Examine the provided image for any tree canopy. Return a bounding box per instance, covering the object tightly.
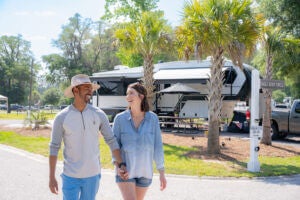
[177,0,262,154]
[103,0,159,22]
[0,35,38,110]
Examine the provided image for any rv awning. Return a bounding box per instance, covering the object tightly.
[0,94,7,101]
[154,68,210,84]
[158,83,200,94]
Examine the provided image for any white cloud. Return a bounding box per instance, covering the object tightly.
[14,10,56,17]
[14,11,30,16]
[33,11,56,17]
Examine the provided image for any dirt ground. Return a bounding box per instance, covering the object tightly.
[1,125,299,162]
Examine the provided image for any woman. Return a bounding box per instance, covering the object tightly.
[112,82,167,200]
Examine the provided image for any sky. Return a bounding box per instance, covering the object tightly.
[0,0,185,62]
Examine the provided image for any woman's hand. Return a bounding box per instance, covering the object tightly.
[117,162,129,180]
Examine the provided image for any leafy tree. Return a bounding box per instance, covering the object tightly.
[0,35,36,112]
[272,90,286,103]
[43,14,120,87]
[259,26,294,145]
[257,0,300,99]
[103,0,159,22]
[103,0,177,67]
[177,0,262,154]
[273,37,300,98]
[42,54,69,84]
[114,11,174,110]
[42,88,61,106]
[84,23,121,72]
[52,13,94,78]
[32,90,41,106]
[257,0,300,38]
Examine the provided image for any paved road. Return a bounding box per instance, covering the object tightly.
[0,144,299,200]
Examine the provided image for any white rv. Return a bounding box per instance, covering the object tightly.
[90,58,253,121]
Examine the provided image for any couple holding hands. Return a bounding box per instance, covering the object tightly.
[49,74,166,200]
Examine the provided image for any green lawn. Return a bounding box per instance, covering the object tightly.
[0,111,57,120]
[1,130,299,177]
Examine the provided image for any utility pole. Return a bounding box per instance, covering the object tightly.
[247,69,261,172]
[28,59,34,119]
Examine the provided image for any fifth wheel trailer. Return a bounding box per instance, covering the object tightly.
[90,58,258,121]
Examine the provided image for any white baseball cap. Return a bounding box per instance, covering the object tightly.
[64,74,100,98]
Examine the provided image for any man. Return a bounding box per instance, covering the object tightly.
[49,74,124,200]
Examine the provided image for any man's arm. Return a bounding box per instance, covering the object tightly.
[48,114,64,195]
[111,149,128,180]
[99,111,120,151]
[111,149,122,165]
[49,155,58,194]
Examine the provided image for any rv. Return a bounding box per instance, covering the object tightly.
[90,58,253,121]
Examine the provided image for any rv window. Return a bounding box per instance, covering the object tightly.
[97,81,124,95]
[224,68,237,84]
[164,84,171,89]
[295,103,300,113]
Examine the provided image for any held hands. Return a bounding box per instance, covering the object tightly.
[117,162,129,180]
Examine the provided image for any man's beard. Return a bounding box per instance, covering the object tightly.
[85,95,91,103]
[79,93,91,103]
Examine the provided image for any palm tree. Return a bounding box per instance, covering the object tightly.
[176,0,262,154]
[260,26,287,145]
[114,11,173,110]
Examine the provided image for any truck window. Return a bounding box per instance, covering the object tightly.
[295,102,300,113]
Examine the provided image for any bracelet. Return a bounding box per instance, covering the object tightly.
[118,162,126,168]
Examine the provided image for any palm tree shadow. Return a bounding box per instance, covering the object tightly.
[163,143,247,168]
[271,144,300,155]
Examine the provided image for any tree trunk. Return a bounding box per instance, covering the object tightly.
[261,53,273,145]
[7,78,11,113]
[143,54,155,111]
[207,48,224,154]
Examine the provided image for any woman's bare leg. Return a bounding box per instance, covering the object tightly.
[118,182,137,200]
[136,186,149,200]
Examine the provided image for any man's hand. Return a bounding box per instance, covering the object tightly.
[49,177,58,194]
[117,164,129,180]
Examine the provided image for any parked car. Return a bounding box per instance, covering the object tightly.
[0,104,7,110]
[10,104,24,111]
[24,106,39,111]
[271,99,300,139]
[60,105,68,110]
[44,105,53,110]
[274,103,290,109]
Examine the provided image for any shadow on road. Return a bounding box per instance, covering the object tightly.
[256,174,300,186]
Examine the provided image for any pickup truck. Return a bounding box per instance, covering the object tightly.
[271,99,300,139]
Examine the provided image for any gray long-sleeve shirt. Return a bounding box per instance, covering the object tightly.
[49,104,119,178]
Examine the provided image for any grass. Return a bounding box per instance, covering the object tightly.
[0,111,28,119]
[0,111,57,120]
[1,130,300,177]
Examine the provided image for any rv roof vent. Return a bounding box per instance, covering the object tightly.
[114,65,129,70]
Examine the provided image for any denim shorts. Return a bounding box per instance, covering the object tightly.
[61,173,101,200]
[116,175,152,187]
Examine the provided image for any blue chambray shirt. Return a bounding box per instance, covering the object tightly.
[112,110,165,179]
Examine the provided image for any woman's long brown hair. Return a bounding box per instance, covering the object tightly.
[128,82,150,112]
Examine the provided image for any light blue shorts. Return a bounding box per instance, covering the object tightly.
[61,173,101,200]
[116,175,152,187]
